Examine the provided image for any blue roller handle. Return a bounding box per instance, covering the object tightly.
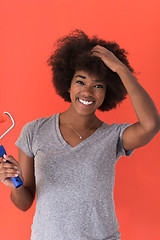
[0,145,23,188]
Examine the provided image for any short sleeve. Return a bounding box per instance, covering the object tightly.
[15,122,35,158]
[116,123,134,159]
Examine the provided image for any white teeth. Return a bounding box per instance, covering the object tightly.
[79,98,94,105]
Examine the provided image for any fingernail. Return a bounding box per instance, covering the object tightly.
[15,174,18,177]
[3,154,7,158]
[3,158,6,162]
[14,166,18,169]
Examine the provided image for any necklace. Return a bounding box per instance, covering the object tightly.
[71,121,96,139]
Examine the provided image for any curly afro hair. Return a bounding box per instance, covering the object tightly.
[47,29,135,111]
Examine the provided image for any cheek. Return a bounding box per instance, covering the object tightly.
[69,85,78,101]
[96,90,106,106]
[98,89,106,100]
[100,95,106,105]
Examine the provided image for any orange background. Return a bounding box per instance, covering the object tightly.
[0,0,160,239]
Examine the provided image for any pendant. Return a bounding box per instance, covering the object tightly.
[80,136,82,139]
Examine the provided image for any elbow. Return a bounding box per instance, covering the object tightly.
[20,205,32,212]
[145,115,160,136]
[12,199,34,212]
[10,191,34,212]
[151,116,160,133]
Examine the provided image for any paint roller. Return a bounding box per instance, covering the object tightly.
[0,112,23,188]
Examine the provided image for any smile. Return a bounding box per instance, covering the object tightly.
[78,98,94,105]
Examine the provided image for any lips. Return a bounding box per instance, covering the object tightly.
[78,98,95,106]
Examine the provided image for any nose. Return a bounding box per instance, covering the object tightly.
[82,85,94,98]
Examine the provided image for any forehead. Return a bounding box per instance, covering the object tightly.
[73,70,104,82]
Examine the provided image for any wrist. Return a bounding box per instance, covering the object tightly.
[115,64,129,75]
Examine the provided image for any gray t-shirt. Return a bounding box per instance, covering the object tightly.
[16,114,133,240]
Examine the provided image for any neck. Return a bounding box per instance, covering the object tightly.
[60,108,100,129]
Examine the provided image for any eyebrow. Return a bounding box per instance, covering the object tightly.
[75,75,86,79]
[75,75,104,83]
[93,79,105,83]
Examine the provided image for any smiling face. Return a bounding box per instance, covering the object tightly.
[69,70,106,116]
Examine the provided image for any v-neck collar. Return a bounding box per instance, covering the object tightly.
[55,113,106,150]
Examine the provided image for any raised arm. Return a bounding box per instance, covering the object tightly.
[92,45,160,151]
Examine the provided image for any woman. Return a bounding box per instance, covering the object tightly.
[0,30,160,240]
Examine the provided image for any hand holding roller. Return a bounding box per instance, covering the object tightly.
[0,112,23,188]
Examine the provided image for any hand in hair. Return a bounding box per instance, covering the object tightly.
[91,45,125,73]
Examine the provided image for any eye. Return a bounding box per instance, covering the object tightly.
[94,84,104,88]
[76,80,85,85]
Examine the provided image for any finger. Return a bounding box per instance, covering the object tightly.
[91,51,101,55]
[3,155,23,179]
[92,45,106,52]
[1,162,17,169]
[1,167,19,175]
[0,163,18,181]
[0,161,6,170]
[1,169,19,179]
[0,157,6,163]
[3,154,18,166]
[91,51,103,59]
[92,45,102,49]
[91,53,99,58]
[0,166,19,179]
[91,48,101,54]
